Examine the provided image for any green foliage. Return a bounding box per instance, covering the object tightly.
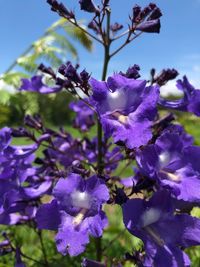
[1,18,92,81]
[0,90,74,127]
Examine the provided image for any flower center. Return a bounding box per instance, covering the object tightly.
[71,191,91,209]
[141,208,161,227]
[158,151,170,167]
[107,89,127,111]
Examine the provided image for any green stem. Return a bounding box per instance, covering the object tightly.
[96,8,111,262]
[37,230,49,267]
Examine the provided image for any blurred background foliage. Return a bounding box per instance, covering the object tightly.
[0,18,92,127]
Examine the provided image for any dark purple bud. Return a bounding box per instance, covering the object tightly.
[88,20,100,34]
[148,7,162,20]
[155,68,179,86]
[140,6,152,19]
[58,62,81,83]
[47,0,59,12]
[71,161,90,176]
[136,19,161,33]
[103,0,110,7]
[150,68,156,78]
[38,64,56,78]
[149,3,157,10]
[82,258,106,267]
[11,127,30,138]
[110,22,123,33]
[47,0,74,19]
[126,64,140,79]
[80,69,90,82]
[79,0,99,13]
[65,63,81,83]
[38,134,51,143]
[24,115,43,130]
[132,5,142,23]
[58,64,66,75]
[119,64,140,79]
[59,3,75,18]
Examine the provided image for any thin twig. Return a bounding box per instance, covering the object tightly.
[110,32,143,58]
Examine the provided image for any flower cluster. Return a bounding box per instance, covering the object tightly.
[1,0,200,266]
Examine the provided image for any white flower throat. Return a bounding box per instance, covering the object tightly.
[107,89,127,111]
[71,191,91,210]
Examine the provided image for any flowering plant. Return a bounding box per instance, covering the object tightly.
[1,1,200,266]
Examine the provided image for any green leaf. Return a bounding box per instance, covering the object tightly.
[62,23,93,51]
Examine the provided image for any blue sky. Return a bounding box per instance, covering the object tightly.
[0,0,200,91]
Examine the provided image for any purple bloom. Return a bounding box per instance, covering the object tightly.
[36,174,109,256]
[122,190,200,267]
[69,100,95,131]
[90,74,159,148]
[136,125,200,202]
[159,76,200,116]
[20,76,62,94]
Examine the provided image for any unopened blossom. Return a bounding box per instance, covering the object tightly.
[90,74,159,148]
[82,258,106,267]
[79,0,99,13]
[36,174,109,256]
[122,190,200,267]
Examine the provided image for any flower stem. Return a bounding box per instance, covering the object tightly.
[37,230,49,267]
[96,7,111,262]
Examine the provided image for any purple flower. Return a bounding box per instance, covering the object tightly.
[90,74,159,148]
[136,125,200,202]
[20,76,62,94]
[36,174,109,256]
[69,100,95,131]
[122,190,200,267]
[79,0,99,13]
[159,76,200,116]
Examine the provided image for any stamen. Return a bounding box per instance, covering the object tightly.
[73,208,87,225]
[160,170,180,182]
[118,115,128,124]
